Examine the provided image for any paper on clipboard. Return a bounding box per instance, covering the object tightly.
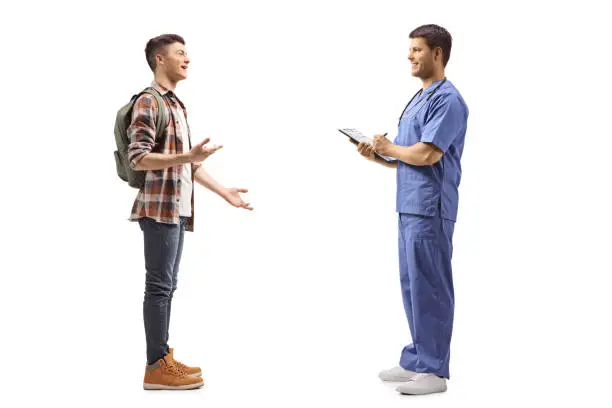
[338,128,397,163]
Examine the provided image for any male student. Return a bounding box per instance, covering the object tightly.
[128,34,253,390]
[351,24,469,395]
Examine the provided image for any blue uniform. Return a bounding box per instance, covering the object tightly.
[394,79,468,379]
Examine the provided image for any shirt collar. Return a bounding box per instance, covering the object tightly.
[150,81,173,97]
[423,78,447,95]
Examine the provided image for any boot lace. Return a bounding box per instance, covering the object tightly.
[166,361,187,377]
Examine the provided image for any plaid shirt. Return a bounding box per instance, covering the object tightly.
[127,81,201,232]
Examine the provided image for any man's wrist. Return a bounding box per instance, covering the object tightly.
[178,152,194,164]
[219,187,231,200]
[383,144,398,158]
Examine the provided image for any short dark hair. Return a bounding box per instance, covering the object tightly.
[409,25,452,67]
[145,34,186,72]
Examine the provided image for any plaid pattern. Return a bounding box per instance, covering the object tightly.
[127,82,201,232]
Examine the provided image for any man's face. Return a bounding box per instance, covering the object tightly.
[408,37,436,78]
[157,42,190,81]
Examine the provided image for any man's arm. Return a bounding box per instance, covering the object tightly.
[373,155,398,168]
[194,167,253,211]
[372,95,466,166]
[372,94,466,166]
[134,152,196,171]
[134,140,222,171]
[127,94,221,171]
[193,166,227,197]
[383,141,443,166]
[351,139,397,168]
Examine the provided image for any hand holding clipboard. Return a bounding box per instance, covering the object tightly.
[338,128,397,163]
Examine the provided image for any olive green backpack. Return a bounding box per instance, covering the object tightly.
[113,88,168,188]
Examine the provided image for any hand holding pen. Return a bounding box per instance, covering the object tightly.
[351,132,388,161]
[372,133,392,156]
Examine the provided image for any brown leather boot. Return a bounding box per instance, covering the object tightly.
[168,348,203,378]
[143,355,204,390]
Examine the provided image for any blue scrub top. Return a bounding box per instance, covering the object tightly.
[394,79,469,221]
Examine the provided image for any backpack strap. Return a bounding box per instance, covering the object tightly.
[140,87,169,142]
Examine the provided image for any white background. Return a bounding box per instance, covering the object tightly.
[2,0,611,406]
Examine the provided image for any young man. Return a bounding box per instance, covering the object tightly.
[128,34,253,390]
[352,25,469,395]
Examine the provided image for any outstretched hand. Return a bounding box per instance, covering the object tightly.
[225,188,253,211]
[190,138,223,162]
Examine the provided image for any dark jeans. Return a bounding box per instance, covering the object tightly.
[139,217,187,365]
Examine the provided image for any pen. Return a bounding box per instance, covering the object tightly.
[371,133,387,142]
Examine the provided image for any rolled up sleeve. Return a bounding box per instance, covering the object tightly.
[127,94,158,169]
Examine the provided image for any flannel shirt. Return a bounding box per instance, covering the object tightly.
[127,81,201,232]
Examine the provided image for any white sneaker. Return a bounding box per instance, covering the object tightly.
[395,373,447,395]
[378,366,419,382]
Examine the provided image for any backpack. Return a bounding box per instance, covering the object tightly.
[113,87,169,188]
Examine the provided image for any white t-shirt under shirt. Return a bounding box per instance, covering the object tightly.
[174,103,193,217]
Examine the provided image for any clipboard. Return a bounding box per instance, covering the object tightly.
[338,128,397,163]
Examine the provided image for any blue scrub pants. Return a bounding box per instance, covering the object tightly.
[398,210,455,379]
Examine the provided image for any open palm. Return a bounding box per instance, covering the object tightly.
[225,188,253,211]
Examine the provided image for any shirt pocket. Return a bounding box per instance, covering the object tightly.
[396,114,422,147]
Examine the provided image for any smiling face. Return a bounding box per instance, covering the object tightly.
[408,37,441,79]
[156,42,190,82]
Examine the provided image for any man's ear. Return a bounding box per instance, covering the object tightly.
[434,47,443,62]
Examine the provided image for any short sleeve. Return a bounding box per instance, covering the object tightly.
[420,94,466,153]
